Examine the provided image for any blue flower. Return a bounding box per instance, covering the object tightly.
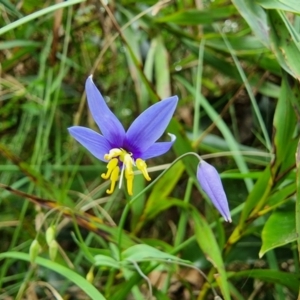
[197,160,231,222]
[68,76,178,195]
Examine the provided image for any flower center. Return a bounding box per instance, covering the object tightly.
[101,148,151,195]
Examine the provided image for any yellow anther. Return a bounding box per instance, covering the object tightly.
[104,148,123,161]
[123,154,133,174]
[136,158,151,181]
[101,149,150,196]
[101,158,118,180]
[106,166,120,194]
[125,171,134,196]
[123,153,134,195]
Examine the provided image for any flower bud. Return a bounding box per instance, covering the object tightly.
[49,240,58,261]
[197,160,231,222]
[29,239,41,263]
[45,226,56,246]
[86,267,94,283]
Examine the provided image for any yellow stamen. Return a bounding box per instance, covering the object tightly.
[106,166,120,194]
[136,158,151,181]
[101,149,151,195]
[123,153,133,174]
[101,158,119,180]
[104,148,123,161]
[125,170,134,196]
[124,153,134,195]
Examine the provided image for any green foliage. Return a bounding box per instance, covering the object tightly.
[1,0,300,299]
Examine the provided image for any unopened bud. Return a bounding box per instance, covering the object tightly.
[45,226,56,246]
[197,160,231,222]
[29,239,41,263]
[49,240,58,261]
[86,267,94,283]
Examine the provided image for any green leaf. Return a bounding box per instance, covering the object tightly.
[0,0,23,17]
[230,269,299,293]
[268,10,300,79]
[0,252,106,300]
[155,6,237,25]
[231,0,270,47]
[266,182,296,207]
[271,72,298,176]
[260,210,296,257]
[94,254,121,269]
[205,36,266,54]
[256,0,300,14]
[192,209,231,300]
[143,197,189,221]
[229,167,272,245]
[122,244,189,264]
[0,40,41,50]
[146,161,184,209]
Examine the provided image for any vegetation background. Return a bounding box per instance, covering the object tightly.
[1,0,300,299]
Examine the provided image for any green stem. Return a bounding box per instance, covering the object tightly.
[117,152,202,260]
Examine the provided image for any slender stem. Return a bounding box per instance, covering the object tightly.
[117,152,202,260]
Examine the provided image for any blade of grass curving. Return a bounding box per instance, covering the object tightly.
[229,269,299,293]
[216,24,271,151]
[0,0,86,36]
[256,0,300,14]
[0,183,120,242]
[193,39,205,141]
[155,6,237,25]
[0,40,42,50]
[175,75,253,192]
[0,252,106,300]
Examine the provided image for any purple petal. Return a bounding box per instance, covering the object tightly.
[197,160,231,222]
[125,96,178,153]
[85,76,125,147]
[68,126,111,162]
[138,134,176,160]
